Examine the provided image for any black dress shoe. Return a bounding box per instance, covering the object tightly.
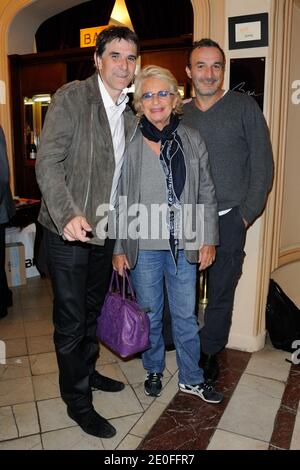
[90,371,125,392]
[67,408,116,438]
[203,354,219,383]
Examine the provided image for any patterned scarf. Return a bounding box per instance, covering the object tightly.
[140,114,186,263]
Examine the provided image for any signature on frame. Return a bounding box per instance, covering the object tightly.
[231,82,263,98]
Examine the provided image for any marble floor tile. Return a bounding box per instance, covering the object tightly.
[93,384,143,419]
[208,429,269,450]
[37,398,73,432]
[20,287,52,309]
[118,358,146,384]
[13,402,40,437]
[239,372,286,399]
[27,334,55,355]
[218,374,284,442]
[4,338,27,359]
[42,426,105,450]
[218,348,251,372]
[23,306,52,323]
[281,367,300,411]
[0,356,31,381]
[0,322,25,340]
[116,434,143,450]
[0,305,23,323]
[269,406,296,450]
[22,276,45,288]
[24,320,54,338]
[101,413,143,450]
[0,406,18,441]
[290,409,300,450]
[139,392,225,451]
[32,372,60,401]
[29,352,58,375]
[0,434,42,450]
[130,400,167,438]
[0,377,34,407]
[245,347,291,382]
[131,382,155,411]
[216,368,244,398]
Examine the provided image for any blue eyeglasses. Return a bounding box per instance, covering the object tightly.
[141,90,174,101]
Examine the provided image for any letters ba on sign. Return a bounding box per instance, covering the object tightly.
[80,25,108,48]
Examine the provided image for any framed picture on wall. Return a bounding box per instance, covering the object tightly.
[228,13,268,50]
[229,57,266,111]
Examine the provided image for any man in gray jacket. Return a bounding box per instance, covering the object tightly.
[183,39,273,383]
[0,126,15,318]
[36,26,139,439]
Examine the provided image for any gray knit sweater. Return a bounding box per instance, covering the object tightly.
[182,91,273,224]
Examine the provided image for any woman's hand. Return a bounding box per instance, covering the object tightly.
[198,245,216,271]
[112,254,130,276]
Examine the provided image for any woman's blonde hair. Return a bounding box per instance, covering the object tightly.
[133,65,183,117]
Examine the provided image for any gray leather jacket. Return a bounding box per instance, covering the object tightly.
[113,122,219,267]
[36,73,137,245]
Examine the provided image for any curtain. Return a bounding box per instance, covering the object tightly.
[36,0,115,52]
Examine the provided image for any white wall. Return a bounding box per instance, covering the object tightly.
[223,0,272,351]
[280,2,300,252]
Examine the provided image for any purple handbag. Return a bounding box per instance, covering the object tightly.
[96,270,151,358]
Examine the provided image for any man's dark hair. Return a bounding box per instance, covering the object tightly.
[95,26,139,57]
[187,38,225,68]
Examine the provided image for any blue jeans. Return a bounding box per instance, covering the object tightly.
[130,250,204,385]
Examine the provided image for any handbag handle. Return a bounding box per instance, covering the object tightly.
[108,270,135,300]
[123,269,136,300]
[109,271,120,293]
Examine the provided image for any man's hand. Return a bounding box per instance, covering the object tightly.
[112,254,130,276]
[198,245,216,271]
[63,216,92,242]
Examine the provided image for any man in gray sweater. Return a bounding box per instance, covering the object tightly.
[182,39,273,382]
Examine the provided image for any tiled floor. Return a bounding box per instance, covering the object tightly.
[0,276,300,450]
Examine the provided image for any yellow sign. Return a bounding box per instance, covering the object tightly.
[80,26,108,48]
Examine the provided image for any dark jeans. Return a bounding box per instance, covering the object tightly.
[201,207,247,355]
[0,224,10,310]
[44,229,114,414]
